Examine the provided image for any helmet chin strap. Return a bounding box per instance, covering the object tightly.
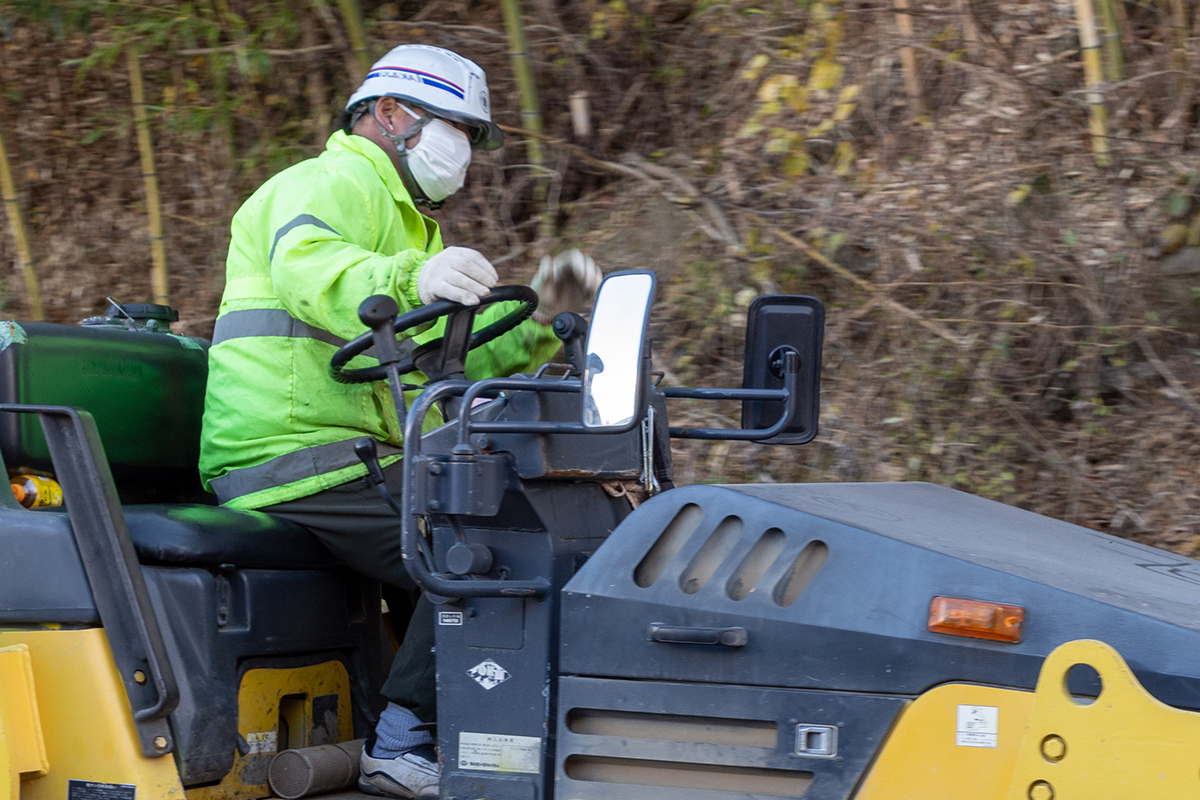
[372,103,445,210]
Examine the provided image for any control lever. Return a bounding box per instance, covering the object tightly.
[358,295,408,420]
[354,437,403,519]
[355,437,437,578]
[552,312,588,376]
[354,438,387,486]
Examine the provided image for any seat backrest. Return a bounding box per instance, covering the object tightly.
[0,320,210,502]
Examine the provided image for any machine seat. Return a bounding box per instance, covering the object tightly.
[124,505,337,570]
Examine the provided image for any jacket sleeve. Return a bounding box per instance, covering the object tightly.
[265,168,429,341]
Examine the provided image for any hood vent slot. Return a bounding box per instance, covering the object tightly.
[680,516,743,595]
[634,503,703,587]
[727,528,786,601]
[774,540,829,607]
[566,708,776,748]
[564,755,812,797]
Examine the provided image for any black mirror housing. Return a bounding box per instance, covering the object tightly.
[741,295,824,444]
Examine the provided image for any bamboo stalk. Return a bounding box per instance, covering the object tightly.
[302,14,330,144]
[500,0,545,169]
[893,0,926,118]
[334,0,370,81]
[1110,0,1135,54]
[311,0,364,87]
[1073,0,1111,167]
[1094,0,1125,81]
[1165,0,1189,103]
[955,0,979,60]
[0,117,43,320]
[127,47,169,305]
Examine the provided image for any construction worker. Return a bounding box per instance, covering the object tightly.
[199,44,600,798]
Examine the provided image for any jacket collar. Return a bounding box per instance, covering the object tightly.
[326,130,416,206]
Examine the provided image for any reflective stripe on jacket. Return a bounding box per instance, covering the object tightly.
[199,131,560,509]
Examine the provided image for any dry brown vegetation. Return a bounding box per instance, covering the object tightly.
[2,0,1200,550]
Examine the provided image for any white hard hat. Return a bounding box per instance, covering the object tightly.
[346,44,503,151]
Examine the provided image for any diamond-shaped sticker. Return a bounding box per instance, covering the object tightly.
[467,659,511,690]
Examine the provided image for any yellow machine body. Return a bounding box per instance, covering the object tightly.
[186,661,353,800]
[0,643,48,800]
[6,624,1200,800]
[855,683,1035,800]
[0,629,352,800]
[858,639,1200,800]
[0,629,185,800]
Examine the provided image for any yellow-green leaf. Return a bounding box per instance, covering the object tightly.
[832,141,855,176]
[765,133,792,154]
[784,151,811,177]
[757,73,798,103]
[737,118,764,138]
[836,84,861,104]
[1006,184,1032,206]
[740,54,769,82]
[808,119,835,138]
[833,88,859,121]
[783,84,810,112]
[808,59,843,91]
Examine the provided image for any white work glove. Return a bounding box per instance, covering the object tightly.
[530,249,602,324]
[417,247,499,305]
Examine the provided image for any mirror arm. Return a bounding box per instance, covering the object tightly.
[668,349,802,441]
[454,378,586,449]
[453,377,645,447]
[663,387,789,401]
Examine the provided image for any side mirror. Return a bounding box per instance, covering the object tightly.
[742,295,823,444]
[582,271,656,429]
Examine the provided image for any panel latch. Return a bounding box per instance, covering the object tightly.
[794,724,838,758]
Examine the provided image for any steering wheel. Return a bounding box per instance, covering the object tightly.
[330,285,538,384]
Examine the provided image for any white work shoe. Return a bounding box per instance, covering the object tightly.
[359,742,440,799]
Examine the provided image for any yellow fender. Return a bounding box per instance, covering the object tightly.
[1006,639,1200,800]
[0,630,184,800]
[857,639,1200,799]
[0,706,12,800]
[0,643,49,800]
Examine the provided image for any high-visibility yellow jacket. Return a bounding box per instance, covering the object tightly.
[199,131,559,509]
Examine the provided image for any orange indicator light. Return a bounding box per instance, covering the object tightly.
[928,596,1025,643]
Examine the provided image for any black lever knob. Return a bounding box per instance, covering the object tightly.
[359,295,402,366]
[354,438,387,485]
[359,295,399,330]
[552,311,587,341]
[552,312,588,375]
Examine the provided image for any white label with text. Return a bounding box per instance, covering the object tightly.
[459,732,541,773]
[956,705,998,748]
[245,731,278,754]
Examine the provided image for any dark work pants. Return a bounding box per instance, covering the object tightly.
[262,460,438,724]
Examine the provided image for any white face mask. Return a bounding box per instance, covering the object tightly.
[398,105,472,203]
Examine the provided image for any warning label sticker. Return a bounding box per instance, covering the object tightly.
[459,732,541,773]
[245,731,278,754]
[438,610,464,626]
[68,781,136,800]
[956,705,999,748]
[467,658,511,690]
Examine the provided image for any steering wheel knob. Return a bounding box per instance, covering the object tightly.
[359,295,399,329]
